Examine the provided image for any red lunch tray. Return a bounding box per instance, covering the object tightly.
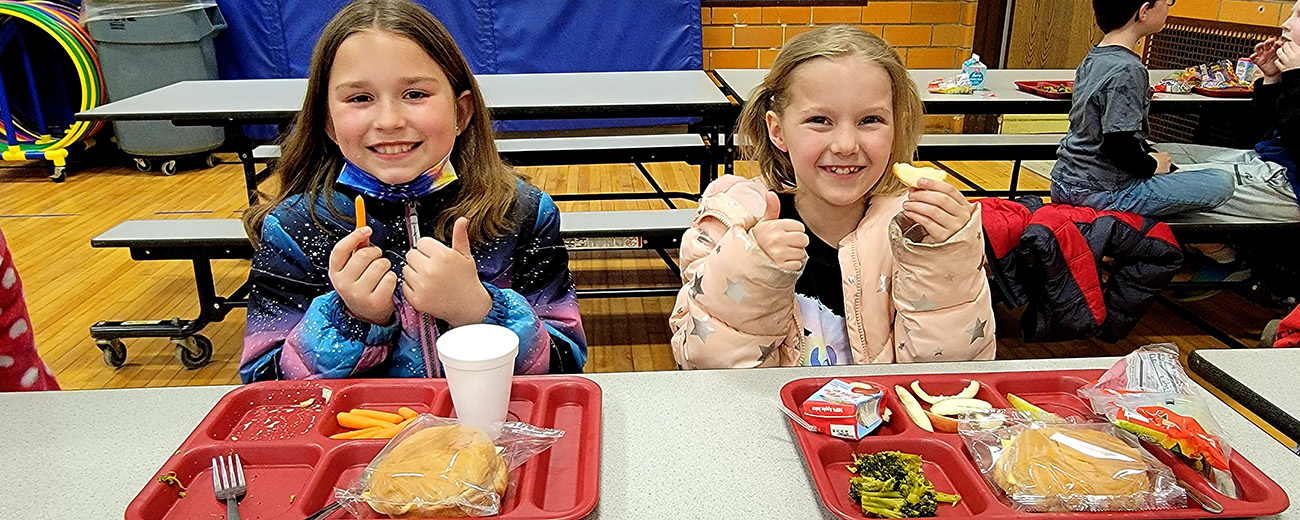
[1015,80,1074,99]
[779,369,1289,520]
[125,376,601,520]
[1192,86,1254,98]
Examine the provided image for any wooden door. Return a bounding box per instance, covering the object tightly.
[1005,0,1103,69]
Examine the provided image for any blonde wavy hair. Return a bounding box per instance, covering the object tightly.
[244,0,521,245]
[735,25,923,197]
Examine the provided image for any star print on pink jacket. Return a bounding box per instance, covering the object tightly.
[668,175,996,369]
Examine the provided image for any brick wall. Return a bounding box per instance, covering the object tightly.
[702,1,981,70]
[1172,0,1294,26]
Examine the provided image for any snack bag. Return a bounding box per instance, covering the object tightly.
[337,415,563,518]
[961,53,987,90]
[1195,59,1241,89]
[1077,343,1234,474]
[1153,68,1198,93]
[928,73,973,94]
[959,410,1187,512]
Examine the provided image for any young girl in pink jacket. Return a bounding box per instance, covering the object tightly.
[670,25,996,369]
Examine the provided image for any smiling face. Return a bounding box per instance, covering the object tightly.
[325,29,472,185]
[764,55,895,214]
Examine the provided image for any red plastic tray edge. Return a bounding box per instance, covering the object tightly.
[780,369,1291,520]
[125,376,602,520]
[1192,86,1254,98]
[1014,80,1074,99]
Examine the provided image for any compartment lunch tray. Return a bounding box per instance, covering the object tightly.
[1015,80,1074,99]
[780,369,1289,520]
[126,377,601,520]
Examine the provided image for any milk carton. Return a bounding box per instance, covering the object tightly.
[800,379,885,440]
[962,53,987,91]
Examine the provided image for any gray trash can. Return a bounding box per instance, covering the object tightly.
[86,5,226,169]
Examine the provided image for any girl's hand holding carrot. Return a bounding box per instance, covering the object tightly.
[403,217,492,327]
[902,177,973,244]
[329,226,398,325]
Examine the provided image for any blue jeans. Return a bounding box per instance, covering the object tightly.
[1050,168,1234,217]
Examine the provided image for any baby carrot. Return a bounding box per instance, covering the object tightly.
[337,412,395,430]
[397,407,419,420]
[354,195,366,230]
[349,408,403,424]
[371,417,416,439]
[329,426,386,439]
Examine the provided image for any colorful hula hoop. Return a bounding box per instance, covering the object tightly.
[0,0,104,153]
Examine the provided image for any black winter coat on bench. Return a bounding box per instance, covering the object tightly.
[978,197,1183,343]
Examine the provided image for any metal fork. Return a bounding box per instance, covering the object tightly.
[212,454,246,520]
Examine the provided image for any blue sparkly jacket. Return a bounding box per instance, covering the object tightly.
[239,180,586,382]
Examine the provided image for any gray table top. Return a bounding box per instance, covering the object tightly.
[715,68,1250,115]
[3,357,1297,520]
[92,210,696,247]
[91,219,251,248]
[1189,348,1300,451]
[76,70,733,123]
[559,208,694,237]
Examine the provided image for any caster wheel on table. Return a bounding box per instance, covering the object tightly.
[205,154,218,168]
[50,167,66,183]
[97,339,127,368]
[160,160,178,176]
[134,158,152,171]
[173,335,213,369]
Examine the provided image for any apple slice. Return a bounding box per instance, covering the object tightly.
[925,411,958,433]
[911,380,980,405]
[1007,393,1066,423]
[928,398,993,417]
[894,385,932,432]
[894,163,948,189]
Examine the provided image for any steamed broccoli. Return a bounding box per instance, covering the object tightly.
[849,450,923,481]
[846,451,961,518]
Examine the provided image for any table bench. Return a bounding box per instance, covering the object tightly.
[88,208,697,367]
[916,133,1062,197]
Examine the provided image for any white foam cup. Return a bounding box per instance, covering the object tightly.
[437,324,519,438]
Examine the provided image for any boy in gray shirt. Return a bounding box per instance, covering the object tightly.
[1051,0,1234,216]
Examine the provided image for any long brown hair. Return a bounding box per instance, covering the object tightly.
[244,0,520,245]
[734,25,923,197]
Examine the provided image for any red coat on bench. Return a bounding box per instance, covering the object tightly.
[978,197,1183,342]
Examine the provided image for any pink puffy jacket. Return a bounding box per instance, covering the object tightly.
[669,175,996,369]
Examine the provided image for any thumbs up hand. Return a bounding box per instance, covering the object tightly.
[403,217,492,327]
[751,191,809,271]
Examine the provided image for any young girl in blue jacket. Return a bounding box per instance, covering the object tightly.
[239,0,586,382]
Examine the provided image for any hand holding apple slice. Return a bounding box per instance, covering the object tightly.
[894,163,949,189]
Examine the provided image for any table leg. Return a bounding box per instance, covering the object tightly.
[228,125,257,206]
[1009,160,1023,198]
